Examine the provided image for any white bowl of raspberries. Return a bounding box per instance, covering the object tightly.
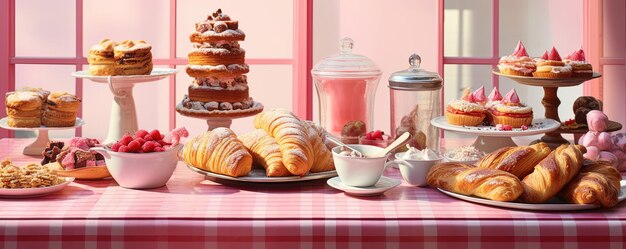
[90,128,188,189]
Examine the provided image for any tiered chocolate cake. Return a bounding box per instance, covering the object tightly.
[177,9,263,117]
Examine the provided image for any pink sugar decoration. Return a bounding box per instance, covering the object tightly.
[488,87,503,101]
[503,89,520,103]
[512,41,529,57]
[541,51,549,60]
[472,86,486,102]
[548,47,562,61]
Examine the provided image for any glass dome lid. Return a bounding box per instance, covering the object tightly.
[388,53,442,90]
[311,37,382,78]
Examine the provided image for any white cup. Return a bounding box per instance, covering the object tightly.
[331,145,390,187]
[386,152,442,187]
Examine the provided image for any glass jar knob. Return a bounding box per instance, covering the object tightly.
[340,37,354,54]
[408,53,421,71]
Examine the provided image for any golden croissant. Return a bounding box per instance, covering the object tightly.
[303,121,334,173]
[559,160,621,207]
[183,128,252,177]
[239,129,291,177]
[476,142,551,179]
[253,109,314,176]
[519,144,585,203]
[426,162,524,202]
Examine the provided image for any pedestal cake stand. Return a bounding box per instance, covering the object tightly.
[176,101,264,131]
[0,117,85,156]
[492,71,621,148]
[431,116,560,153]
[72,68,178,144]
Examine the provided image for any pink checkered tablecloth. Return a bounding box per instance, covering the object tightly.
[0,138,625,249]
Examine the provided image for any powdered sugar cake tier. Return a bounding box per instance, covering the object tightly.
[176,101,263,119]
[186,163,337,183]
[493,70,601,87]
[431,117,559,137]
[72,68,178,84]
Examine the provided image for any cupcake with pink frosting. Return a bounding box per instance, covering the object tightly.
[445,89,486,127]
[498,41,536,77]
[564,48,593,77]
[489,89,533,128]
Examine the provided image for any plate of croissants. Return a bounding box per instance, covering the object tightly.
[427,143,625,210]
[182,109,338,182]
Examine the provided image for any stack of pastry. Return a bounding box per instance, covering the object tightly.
[87,39,153,76]
[5,88,80,128]
[5,91,44,127]
[427,143,622,208]
[176,9,263,117]
[182,109,334,177]
[43,92,81,127]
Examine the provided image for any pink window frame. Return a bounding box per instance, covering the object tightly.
[0,0,313,139]
[436,0,611,112]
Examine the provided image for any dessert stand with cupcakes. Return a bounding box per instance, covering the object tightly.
[175,9,263,131]
[493,45,622,147]
[73,39,177,144]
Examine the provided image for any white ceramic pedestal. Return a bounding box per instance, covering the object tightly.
[430,116,560,153]
[0,117,85,156]
[72,68,178,144]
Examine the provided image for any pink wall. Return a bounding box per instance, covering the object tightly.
[601,0,625,132]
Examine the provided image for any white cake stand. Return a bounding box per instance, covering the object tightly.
[72,68,178,144]
[176,101,264,130]
[431,116,560,152]
[0,117,85,156]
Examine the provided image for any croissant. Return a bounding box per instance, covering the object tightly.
[303,121,334,173]
[253,109,314,176]
[559,160,622,207]
[239,129,291,177]
[304,120,335,150]
[426,162,524,202]
[519,144,585,203]
[476,142,551,179]
[183,128,253,177]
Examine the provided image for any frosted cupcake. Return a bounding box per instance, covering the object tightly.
[533,47,572,78]
[445,93,486,126]
[564,48,593,77]
[489,89,533,128]
[498,41,536,77]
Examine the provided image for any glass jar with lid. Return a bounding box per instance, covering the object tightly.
[389,53,443,152]
[311,37,382,143]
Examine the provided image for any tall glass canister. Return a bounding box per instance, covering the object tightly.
[389,54,443,152]
[311,38,382,143]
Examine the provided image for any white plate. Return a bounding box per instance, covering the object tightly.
[0,117,85,131]
[437,179,626,211]
[72,68,178,84]
[0,177,75,198]
[431,116,560,137]
[186,164,337,183]
[327,176,401,196]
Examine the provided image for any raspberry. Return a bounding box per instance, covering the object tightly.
[119,135,133,146]
[111,143,122,152]
[118,145,130,153]
[141,141,157,153]
[135,129,149,139]
[372,130,383,140]
[150,130,162,141]
[521,125,528,130]
[502,125,513,131]
[127,140,142,152]
[144,134,154,141]
[134,138,146,146]
[157,140,170,146]
[154,147,165,152]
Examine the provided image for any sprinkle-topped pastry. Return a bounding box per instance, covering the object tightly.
[533,47,572,78]
[498,41,536,76]
[177,9,263,118]
[564,48,593,77]
[445,89,486,126]
[488,89,533,128]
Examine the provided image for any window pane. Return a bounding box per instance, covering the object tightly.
[175,65,293,136]
[83,0,170,58]
[499,0,583,57]
[603,0,626,57]
[176,0,293,59]
[602,65,625,133]
[81,65,171,139]
[14,65,76,138]
[444,0,493,57]
[15,0,76,57]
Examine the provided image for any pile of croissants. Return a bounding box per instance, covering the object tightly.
[426,143,623,208]
[182,109,335,177]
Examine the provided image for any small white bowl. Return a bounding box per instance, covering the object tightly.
[389,152,443,187]
[442,154,479,166]
[331,145,391,187]
[90,144,181,189]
